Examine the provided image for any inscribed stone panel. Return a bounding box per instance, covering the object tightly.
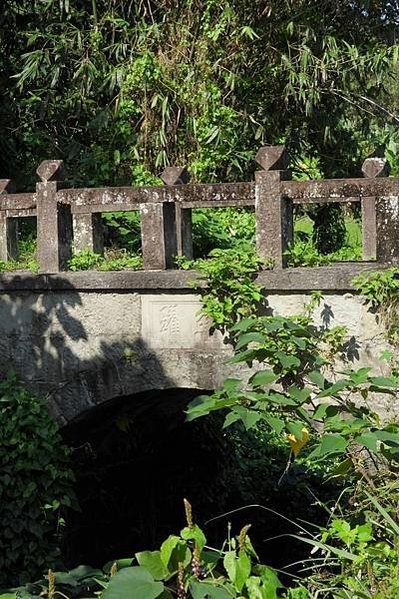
[141,294,221,349]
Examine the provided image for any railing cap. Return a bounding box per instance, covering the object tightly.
[161,166,190,185]
[36,160,65,182]
[255,145,288,171]
[0,179,15,194]
[362,157,390,179]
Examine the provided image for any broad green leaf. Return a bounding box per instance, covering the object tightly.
[233,406,262,430]
[245,576,264,599]
[264,416,285,434]
[318,434,348,455]
[223,550,251,592]
[236,332,266,350]
[228,349,257,365]
[312,402,328,420]
[231,317,257,333]
[331,458,352,477]
[308,370,325,389]
[223,411,241,429]
[349,367,371,385]
[356,523,373,543]
[223,550,236,584]
[257,564,283,591]
[181,524,206,551]
[102,567,164,599]
[291,336,307,350]
[50,572,77,586]
[103,558,133,572]
[288,386,311,403]
[374,430,399,445]
[309,434,348,458]
[186,396,216,421]
[223,378,242,395]
[355,432,379,452]
[369,376,398,388]
[160,535,181,567]
[317,379,349,398]
[190,580,232,599]
[249,370,278,388]
[68,565,103,579]
[202,549,222,567]
[268,392,298,406]
[135,551,168,580]
[275,352,301,369]
[235,551,251,592]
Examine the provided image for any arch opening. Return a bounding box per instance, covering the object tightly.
[61,387,339,574]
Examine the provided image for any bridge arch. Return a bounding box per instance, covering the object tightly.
[61,386,228,566]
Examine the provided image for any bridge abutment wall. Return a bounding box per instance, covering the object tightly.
[0,265,392,425]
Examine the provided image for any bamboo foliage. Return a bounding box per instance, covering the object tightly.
[0,1,398,186]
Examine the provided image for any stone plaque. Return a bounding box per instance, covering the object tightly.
[141,294,221,349]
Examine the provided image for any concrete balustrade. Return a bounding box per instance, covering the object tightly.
[0,147,398,272]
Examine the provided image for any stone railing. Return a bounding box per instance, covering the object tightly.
[0,146,398,273]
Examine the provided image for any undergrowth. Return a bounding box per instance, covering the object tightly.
[68,248,143,272]
[0,237,38,273]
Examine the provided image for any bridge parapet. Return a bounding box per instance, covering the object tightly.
[0,147,398,272]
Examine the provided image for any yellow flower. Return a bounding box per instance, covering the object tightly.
[287,427,310,457]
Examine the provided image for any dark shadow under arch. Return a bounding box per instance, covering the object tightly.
[58,385,343,578]
[61,386,232,567]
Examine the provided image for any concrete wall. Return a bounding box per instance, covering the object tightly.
[0,265,391,425]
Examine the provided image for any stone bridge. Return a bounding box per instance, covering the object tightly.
[0,264,391,426]
[1,145,398,424]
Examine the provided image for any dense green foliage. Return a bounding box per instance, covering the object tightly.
[0,503,310,598]
[188,308,399,478]
[183,256,399,595]
[0,376,75,586]
[1,1,398,188]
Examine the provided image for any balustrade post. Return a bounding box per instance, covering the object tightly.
[140,202,177,270]
[254,146,293,268]
[362,157,399,264]
[161,166,192,259]
[36,160,73,273]
[0,179,18,262]
[72,213,104,255]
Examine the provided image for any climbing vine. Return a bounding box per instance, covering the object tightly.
[353,268,399,347]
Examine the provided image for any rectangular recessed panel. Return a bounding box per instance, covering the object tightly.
[141,294,221,349]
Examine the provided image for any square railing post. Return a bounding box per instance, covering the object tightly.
[72,213,104,254]
[254,146,293,268]
[362,157,399,264]
[0,179,18,262]
[36,160,73,273]
[140,202,177,270]
[161,166,193,259]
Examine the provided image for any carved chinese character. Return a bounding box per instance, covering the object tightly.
[159,304,180,335]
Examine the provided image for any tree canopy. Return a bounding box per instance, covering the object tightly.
[0,0,398,188]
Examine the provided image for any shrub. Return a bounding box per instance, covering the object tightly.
[0,376,75,586]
